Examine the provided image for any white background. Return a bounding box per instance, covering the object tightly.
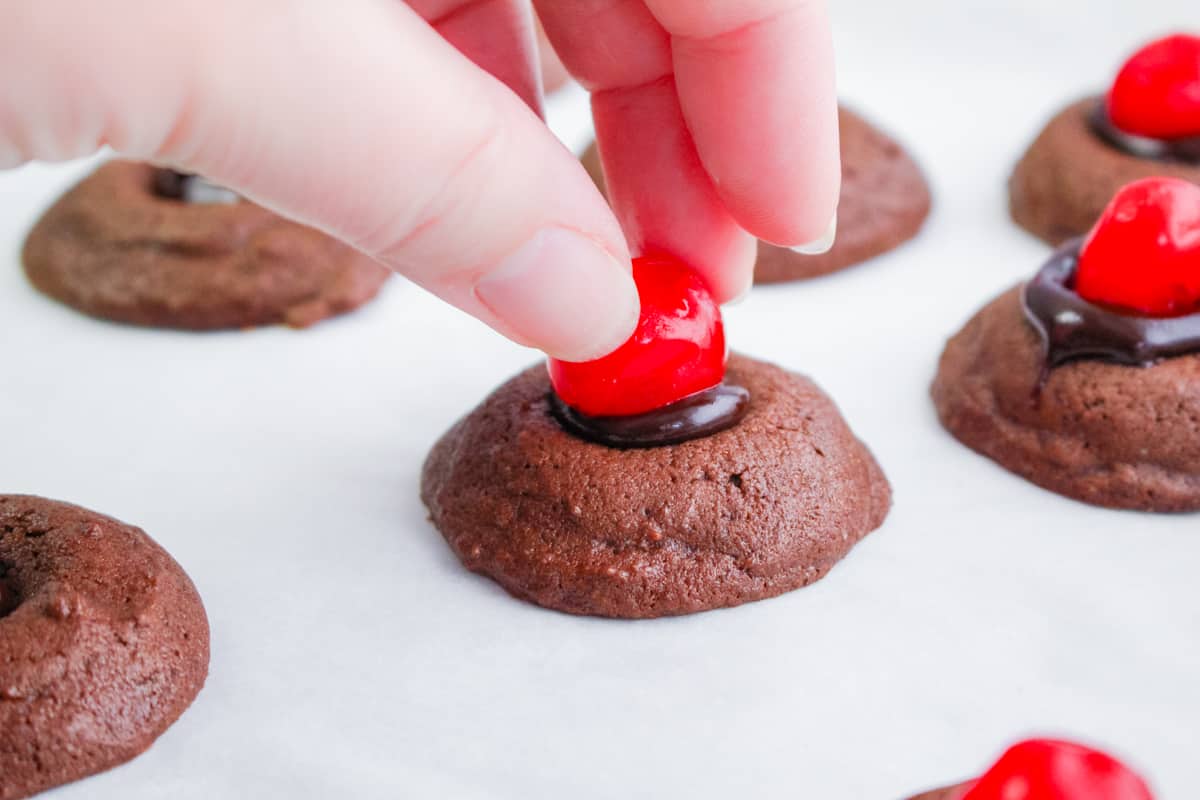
[1,1,1197,797]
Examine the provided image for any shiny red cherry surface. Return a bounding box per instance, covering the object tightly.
[960,739,1153,800]
[1107,34,1200,140]
[1076,177,1200,317]
[548,255,726,417]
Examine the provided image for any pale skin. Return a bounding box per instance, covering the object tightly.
[0,0,839,361]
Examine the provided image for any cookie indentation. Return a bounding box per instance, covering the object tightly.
[0,495,210,797]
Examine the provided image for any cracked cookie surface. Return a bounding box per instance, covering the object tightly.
[421,354,891,618]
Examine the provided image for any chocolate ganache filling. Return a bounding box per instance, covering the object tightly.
[1089,101,1200,164]
[1022,239,1200,368]
[549,383,750,448]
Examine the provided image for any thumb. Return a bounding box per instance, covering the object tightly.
[0,0,638,361]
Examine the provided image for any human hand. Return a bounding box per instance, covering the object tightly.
[1,0,837,361]
[536,0,841,302]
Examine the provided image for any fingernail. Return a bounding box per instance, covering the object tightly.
[789,211,838,255]
[475,228,639,362]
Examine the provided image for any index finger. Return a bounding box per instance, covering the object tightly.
[645,0,840,246]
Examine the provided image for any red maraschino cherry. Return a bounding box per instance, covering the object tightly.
[1107,33,1200,140]
[548,254,725,418]
[1075,177,1200,316]
[960,739,1153,800]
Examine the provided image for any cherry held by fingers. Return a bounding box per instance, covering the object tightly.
[548,255,726,418]
[1108,33,1200,140]
[1075,177,1200,317]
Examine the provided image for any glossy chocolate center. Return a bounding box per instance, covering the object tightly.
[1021,239,1200,368]
[153,169,240,205]
[1089,101,1200,164]
[548,383,750,448]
